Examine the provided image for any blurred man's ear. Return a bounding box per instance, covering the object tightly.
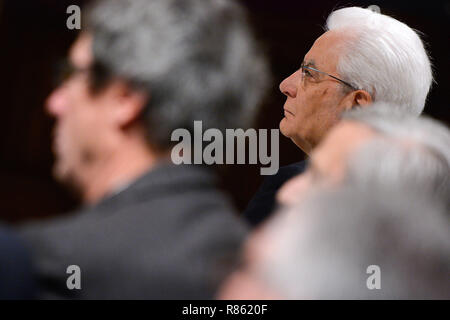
[109,81,149,128]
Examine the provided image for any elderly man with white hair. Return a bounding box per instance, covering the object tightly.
[243,6,434,227]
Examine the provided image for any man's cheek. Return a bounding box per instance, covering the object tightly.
[293,112,308,135]
[71,107,100,143]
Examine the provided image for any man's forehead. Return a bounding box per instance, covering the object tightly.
[302,30,347,71]
[69,33,94,67]
[311,121,376,176]
[319,121,375,154]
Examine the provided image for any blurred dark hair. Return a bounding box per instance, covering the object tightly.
[83,0,270,149]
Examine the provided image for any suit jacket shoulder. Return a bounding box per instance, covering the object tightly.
[243,160,307,227]
[0,226,36,299]
[17,163,246,299]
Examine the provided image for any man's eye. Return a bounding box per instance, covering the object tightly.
[302,68,312,77]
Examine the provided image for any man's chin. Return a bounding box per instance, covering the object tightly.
[279,119,312,154]
[52,163,83,198]
[53,161,68,181]
[279,117,292,138]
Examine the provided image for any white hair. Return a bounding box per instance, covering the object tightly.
[326,7,433,115]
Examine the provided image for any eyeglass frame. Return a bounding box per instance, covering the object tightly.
[53,58,113,91]
[300,64,359,91]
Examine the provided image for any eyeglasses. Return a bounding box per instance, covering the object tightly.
[52,58,114,92]
[52,59,91,87]
[301,64,358,91]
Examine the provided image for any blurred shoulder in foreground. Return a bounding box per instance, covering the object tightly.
[0,226,36,299]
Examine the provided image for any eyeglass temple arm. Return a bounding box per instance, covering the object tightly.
[303,66,358,90]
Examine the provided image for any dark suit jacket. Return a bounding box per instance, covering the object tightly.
[0,227,36,299]
[17,162,247,299]
[243,161,307,227]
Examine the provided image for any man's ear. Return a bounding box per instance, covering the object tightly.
[353,90,373,107]
[341,89,373,111]
[109,81,149,128]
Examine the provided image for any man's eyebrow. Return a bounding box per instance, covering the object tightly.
[301,60,316,68]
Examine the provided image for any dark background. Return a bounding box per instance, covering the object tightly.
[1,0,449,223]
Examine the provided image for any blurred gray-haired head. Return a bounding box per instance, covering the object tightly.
[259,186,450,299]
[342,103,450,209]
[84,0,269,148]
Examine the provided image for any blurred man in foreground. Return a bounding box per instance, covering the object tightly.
[16,0,268,299]
[243,6,433,227]
[220,186,450,299]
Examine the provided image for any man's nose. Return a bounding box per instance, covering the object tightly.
[279,71,299,98]
[45,86,67,117]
